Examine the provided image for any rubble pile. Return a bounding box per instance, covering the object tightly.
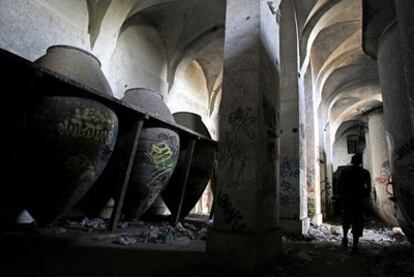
[55,217,208,246]
[297,222,409,247]
[273,222,414,276]
[115,222,208,246]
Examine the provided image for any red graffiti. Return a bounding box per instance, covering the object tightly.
[375,175,394,196]
[375,161,394,197]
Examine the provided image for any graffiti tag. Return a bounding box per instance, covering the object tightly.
[57,108,115,144]
[145,143,177,186]
[228,106,257,139]
[217,190,245,231]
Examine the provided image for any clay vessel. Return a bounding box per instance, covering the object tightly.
[24,45,118,223]
[161,112,216,221]
[121,88,180,220]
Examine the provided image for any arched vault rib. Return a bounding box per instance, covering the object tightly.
[300,0,361,72]
[314,30,362,93]
[91,0,224,75]
[326,80,381,123]
[320,60,378,105]
[310,21,361,81]
[334,120,360,142]
[330,97,383,147]
[316,49,361,102]
[166,27,224,90]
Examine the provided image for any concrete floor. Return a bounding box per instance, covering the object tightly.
[0,233,207,277]
[0,223,413,277]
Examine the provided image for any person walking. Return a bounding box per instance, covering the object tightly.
[338,153,371,254]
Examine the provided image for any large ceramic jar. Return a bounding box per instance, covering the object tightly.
[24,45,118,224]
[162,112,216,220]
[378,21,414,243]
[121,88,180,220]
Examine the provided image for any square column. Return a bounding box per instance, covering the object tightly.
[278,0,308,233]
[207,0,282,273]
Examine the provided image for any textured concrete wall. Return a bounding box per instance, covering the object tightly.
[332,128,359,170]
[0,0,90,61]
[367,110,399,226]
[105,16,168,98]
[378,20,414,242]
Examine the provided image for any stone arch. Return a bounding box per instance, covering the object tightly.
[327,81,381,124]
[331,97,383,145]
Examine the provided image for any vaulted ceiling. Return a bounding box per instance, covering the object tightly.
[295,0,381,146]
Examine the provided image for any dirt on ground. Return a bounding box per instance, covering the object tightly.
[260,220,414,277]
[2,216,413,277]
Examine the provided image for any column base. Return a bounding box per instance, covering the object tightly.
[311,213,323,226]
[280,218,310,235]
[206,227,282,273]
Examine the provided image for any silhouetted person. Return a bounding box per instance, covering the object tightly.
[338,153,371,254]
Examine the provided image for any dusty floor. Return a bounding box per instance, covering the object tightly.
[268,237,413,277]
[260,220,414,277]
[1,217,413,277]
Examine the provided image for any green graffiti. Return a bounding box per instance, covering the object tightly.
[57,108,115,144]
[145,143,176,185]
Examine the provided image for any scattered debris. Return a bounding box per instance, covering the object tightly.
[274,221,413,277]
[81,218,106,231]
[198,227,208,241]
[116,235,138,245]
[300,222,408,247]
[96,220,210,246]
[65,217,106,231]
[118,222,129,229]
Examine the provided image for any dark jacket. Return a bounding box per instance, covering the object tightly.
[338,165,371,210]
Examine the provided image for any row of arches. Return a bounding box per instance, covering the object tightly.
[293,0,400,229]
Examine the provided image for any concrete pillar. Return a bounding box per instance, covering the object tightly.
[378,19,414,243]
[363,124,375,213]
[319,150,329,217]
[366,108,398,226]
[278,0,308,234]
[318,107,330,217]
[395,0,414,130]
[207,0,282,272]
[304,73,322,225]
[324,122,334,205]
